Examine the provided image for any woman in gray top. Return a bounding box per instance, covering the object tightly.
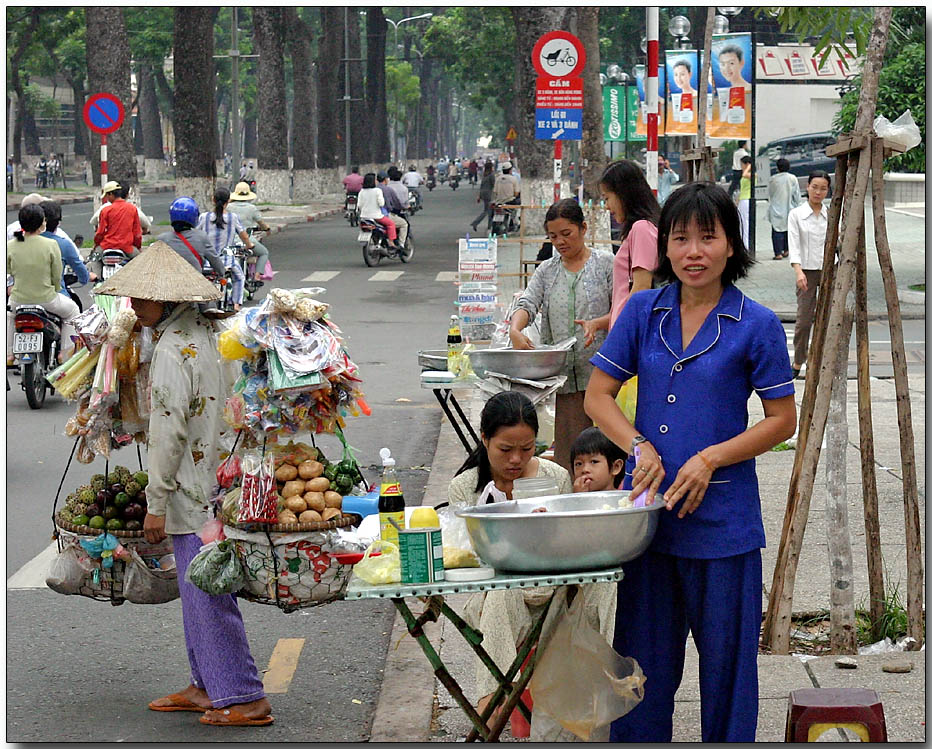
[509,199,613,468]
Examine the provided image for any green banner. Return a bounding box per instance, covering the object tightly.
[627,86,645,142]
[602,85,625,141]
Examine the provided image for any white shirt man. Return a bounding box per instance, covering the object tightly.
[401,170,423,188]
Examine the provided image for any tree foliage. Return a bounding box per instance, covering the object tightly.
[760,7,873,69]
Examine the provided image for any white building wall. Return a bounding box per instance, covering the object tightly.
[755,83,842,150]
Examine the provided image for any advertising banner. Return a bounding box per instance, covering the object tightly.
[756,44,860,80]
[665,50,699,135]
[634,66,666,137]
[709,33,752,139]
[627,86,645,142]
[602,85,625,142]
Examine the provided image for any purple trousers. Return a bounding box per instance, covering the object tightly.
[172,533,266,708]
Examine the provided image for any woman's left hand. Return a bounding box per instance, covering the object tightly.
[575,318,598,348]
[664,453,714,519]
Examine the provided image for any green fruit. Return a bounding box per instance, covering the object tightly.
[71,503,88,517]
[323,464,339,482]
[79,488,96,505]
[125,480,140,497]
[88,515,106,529]
[58,508,74,523]
[336,474,354,493]
[72,514,90,527]
[103,505,120,520]
[105,518,125,531]
[114,492,130,508]
[107,471,121,485]
[133,471,148,489]
[329,480,338,492]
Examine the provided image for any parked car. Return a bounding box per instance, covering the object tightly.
[757,132,836,196]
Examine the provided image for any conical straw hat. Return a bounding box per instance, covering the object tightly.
[94,240,222,302]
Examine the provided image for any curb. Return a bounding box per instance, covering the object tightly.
[6,184,174,211]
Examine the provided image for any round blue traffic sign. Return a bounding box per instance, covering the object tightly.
[83,93,125,135]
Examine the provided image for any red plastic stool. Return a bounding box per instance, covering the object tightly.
[508,648,535,738]
[786,688,887,742]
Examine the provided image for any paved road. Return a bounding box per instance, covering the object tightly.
[6,181,482,742]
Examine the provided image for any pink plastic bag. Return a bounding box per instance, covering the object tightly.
[259,260,275,280]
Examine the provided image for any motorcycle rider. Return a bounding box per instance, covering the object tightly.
[157,196,225,278]
[342,165,364,195]
[401,165,424,209]
[359,172,401,249]
[91,180,142,278]
[7,204,80,361]
[449,159,460,181]
[437,158,449,182]
[7,193,72,242]
[197,187,252,312]
[378,171,409,249]
[227,181,272,281]
[35,155,49,189]
[468,158,479,185]
[492,161,521,231]
[90,182,153,235]
[40,201,94,302]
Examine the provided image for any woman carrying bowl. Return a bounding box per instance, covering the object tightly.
[448,391,616,740]
[509,199,614,469]
[584,182,796,742]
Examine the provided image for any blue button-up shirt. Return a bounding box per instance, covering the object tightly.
[42,230,89,295]
[591,282,794,558]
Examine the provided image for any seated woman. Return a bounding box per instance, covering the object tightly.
[447,392,615,741]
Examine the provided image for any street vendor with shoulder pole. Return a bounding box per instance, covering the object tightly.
[94,241,273,728]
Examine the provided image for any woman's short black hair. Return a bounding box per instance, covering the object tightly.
[455,391,539,493]
[543,198,585,231]
[17,203,45,236]
[570,427,625,488]
[362,172,377,189]
[40,200,62,233]
[171,220,194,233]
[655,181,754,286]
[599,159,660,242]
[808,170,831,188]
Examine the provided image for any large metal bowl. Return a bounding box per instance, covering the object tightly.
[455,491,664,573]
[417,349,449,371]
[467,347,568,380]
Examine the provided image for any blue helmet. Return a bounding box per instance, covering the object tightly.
[169,196,199,227]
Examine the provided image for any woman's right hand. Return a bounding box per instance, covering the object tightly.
[796,271,808,292]
[630,440,665,505]
[509,328,535,350]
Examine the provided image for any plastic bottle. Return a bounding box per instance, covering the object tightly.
[447,314,463,374]
[378,447,405,544]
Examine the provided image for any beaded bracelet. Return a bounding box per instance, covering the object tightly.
[697,450,715,472]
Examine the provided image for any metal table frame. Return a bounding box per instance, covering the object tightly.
[346,566,624,742]
[421,381,481,455]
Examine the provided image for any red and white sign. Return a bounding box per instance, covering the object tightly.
[532,30,586,79]
[535,77,584,109]
[82,92,125,135]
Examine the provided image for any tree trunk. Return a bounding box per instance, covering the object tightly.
[577,7,606,201]
[512,7,571,213]
[137,65,164,203]
[24,109,41,156]
[316,7,343,169]
[243,115,258,160]
[367,7,390,164]
[286,8,318,201]
[71,79,88,158]
[346,9,366,166]
[153,66,173,122]
[416,56,434,160]
[172,7,218,208]
[9,8,40,181]
[254,7,290,203]
[85,7,138,190]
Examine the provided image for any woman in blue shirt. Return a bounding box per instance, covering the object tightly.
[585,182,796,742]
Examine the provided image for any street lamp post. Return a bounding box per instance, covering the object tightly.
[385,13,433,162]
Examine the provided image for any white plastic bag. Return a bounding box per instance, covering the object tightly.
[529,588,645,741]
[123,548,180,604]
[873,110,921,152]
[437,505,480,569]
[45,543,97,595]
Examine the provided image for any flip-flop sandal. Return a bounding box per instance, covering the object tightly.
[148,693,209,713]
[199,707,274,727]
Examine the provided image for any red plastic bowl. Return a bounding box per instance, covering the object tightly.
[332,551,381,565]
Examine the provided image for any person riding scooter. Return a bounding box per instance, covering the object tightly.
[90,180,142,277]
[227,181,272,281]
[378,171,409,249]
[157,196,225,278]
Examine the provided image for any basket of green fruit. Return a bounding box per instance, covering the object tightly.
[55,465,151,536]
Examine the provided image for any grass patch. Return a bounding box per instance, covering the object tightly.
[908,283,925,292]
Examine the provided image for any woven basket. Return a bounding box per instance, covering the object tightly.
[228,513,359,534]
[223,525,354,612]
[50,528,175,605]
[56,513,146,538]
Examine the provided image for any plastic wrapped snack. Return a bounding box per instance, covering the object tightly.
[438,505,480,568]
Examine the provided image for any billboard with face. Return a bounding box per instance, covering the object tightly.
[634,65,666,137]
[665,50,699,135]
[709,33,752,139]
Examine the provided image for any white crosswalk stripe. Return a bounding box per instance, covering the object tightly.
[435,272,458,282]
[8,541,59,590]
[302,271,340,282]
[369,271,404,282]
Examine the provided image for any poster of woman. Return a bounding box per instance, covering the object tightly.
[665,50,699,135]
[710,33,752,139]
[634,65,666,137]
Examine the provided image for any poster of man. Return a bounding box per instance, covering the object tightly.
[634,65,666,137]
[665,50,699,135]
[710,33,752,139]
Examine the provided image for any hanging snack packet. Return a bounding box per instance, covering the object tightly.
[237,451,278,523]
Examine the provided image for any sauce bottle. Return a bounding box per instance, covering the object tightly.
[378,447,405,544]
[447,315,463,374]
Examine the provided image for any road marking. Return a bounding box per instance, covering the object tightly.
[7,541,59,589]
[435,272,458,282]
[262,638,305,693]
[302,271,340,282]
[369,271,404,282]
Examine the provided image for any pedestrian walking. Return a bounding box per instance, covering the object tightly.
[657,156,679,206]
[94,241,274,727]
[737,155,752,249]
[787,170,831,379]
[767,158,801,259]
[729,140,749,198]
[585,181,796,742]
[470,162,495,233]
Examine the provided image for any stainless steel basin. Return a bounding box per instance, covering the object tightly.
[467,347,568,380]
[455,491,664,573]
[418,349,448,371]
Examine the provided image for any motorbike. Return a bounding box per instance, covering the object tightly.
[358,212,414,267]
[201,263,236,315]
[407,187,422,214]
[449,173,460,190]
[438,173,447,185]
[88,248,131,280]
[344,192,360,226]
[491,202,520,236]
[12,304,62,409]
[220,239,261,302]
[62,264,84,313]
[426,174,436,191]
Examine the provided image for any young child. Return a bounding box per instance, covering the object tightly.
[571,426,625,493]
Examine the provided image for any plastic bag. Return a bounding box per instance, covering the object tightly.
[874,110,921,153]
[616,375,638,424]
[123,548,180,604]
[237,451,277,523]
[529,588,645,741]
[184,539,245,595]
[46,543,97,595]
[353,540,400,585]
[437,505,480,569]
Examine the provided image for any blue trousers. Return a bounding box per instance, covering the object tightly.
[609,548,762,743]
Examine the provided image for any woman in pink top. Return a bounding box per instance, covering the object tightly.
[599,160,661,326]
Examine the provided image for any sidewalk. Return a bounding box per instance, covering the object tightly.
[373,372,925,742]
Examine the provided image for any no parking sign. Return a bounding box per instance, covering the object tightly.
[83,92,126,188]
